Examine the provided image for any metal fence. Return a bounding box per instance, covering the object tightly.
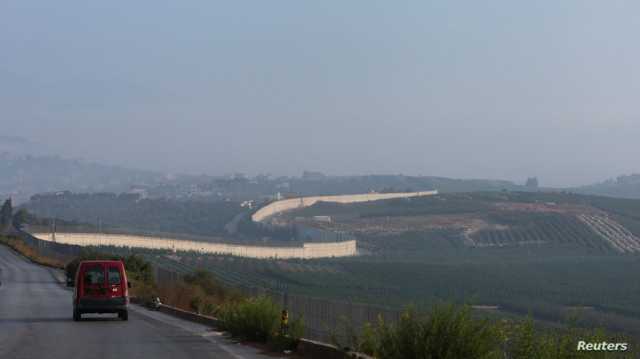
[155,264,401,343]
[19,231,82,263]
[17,231,400,343]
[240,284,402,343]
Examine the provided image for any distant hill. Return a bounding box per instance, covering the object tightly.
[575,174,640,199]
[0,136,57,156]
[277,175,525,196]
[0,153,165,204]
[0,137,531,204]
[286,190,640,255]
[22,191,246,238]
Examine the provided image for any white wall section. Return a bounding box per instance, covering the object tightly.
[31,233,357,259]
[252,191,439,222]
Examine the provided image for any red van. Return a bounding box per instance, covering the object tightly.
[72,260,131,321]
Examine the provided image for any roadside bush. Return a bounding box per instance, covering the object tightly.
[217,295,281,342]
[358,321,379,355]
[358,305,503,359]
[350,307,635,359]
[183,269,238,302]
[187,290,218,315]
[329,315,363,351]
[217,294,304,350]
[157,282,204,312]
[508,318,633,359]
[269,315,305,352]
[130,281,158,304]
[157,269,242,315]
[123,254,154,283]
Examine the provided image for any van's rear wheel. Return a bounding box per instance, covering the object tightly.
[119,310,128,321]
[73,310,81,321]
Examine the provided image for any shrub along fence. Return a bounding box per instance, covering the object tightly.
[240,284,402,343]
[155,265,401,343]
[18,231,401,344]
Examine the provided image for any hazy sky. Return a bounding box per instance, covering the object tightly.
[1,1,639,187]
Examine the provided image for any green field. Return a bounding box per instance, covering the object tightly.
[67,191,640,339]
[187,192,640,337]
[131,244,640,338]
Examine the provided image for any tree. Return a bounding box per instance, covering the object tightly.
[0,198,13,232]
[525,177,539,189]
[124,254,154,284]
[12,208,29,230]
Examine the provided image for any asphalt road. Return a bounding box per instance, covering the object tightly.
[0,244,280,359]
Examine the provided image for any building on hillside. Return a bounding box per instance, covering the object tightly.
[128,186,148,199]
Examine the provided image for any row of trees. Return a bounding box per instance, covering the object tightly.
[24,192,247,237]
[474,213,611,251]
[0,199,11,232]
[0,197,61,233]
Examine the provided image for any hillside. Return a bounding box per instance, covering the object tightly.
[286,191,640,255]
[0,147,531,205]
[0,153,165,204]
[577,174,640,199]
[22,192,247,238]
[19,188,640,338]
[279,174,525,195]
[161,191,640,338]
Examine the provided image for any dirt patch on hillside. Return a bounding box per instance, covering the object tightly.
[293,201,605,240]
[305,214,496,237]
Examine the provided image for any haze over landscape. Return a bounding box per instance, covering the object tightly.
[2,1,640,187]
[4,2,640,358]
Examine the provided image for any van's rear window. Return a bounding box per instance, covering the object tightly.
[83,265,104,285]
[108,267,121,285]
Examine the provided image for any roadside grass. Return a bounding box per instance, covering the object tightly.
[333,305,636,359]
[149,270,304,351]
[154,269,243,315]
[0,235,65,269]
[5,234,632,357]
[217,295,304,351]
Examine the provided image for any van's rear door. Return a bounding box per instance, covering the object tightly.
[81,263,108,299]
[107,265,124,298]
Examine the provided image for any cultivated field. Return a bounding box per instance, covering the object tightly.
[285,192,640,254]
[577,214,640,253]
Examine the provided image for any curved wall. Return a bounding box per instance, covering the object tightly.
[32,232,357,259]
[251,190,439,222]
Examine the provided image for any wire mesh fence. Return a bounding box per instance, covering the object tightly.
[17,230,401,343]
[155,264,401,343]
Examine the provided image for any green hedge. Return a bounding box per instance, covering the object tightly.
[217,295,304,349]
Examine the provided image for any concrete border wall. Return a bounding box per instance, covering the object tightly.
[31,233,357,259]
[252,190,439,222]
